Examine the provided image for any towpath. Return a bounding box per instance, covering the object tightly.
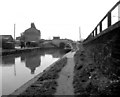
[54,51,75,95]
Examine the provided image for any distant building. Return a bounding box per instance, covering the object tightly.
[0,35,14,43]
[52,37,72,48]
[53,36,60,40]
[0,35,15,49]
[21,23,41,43]
[16,36,21,41]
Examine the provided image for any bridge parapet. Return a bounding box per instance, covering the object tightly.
[84,1,120,44]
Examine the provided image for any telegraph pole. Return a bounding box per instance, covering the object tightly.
[13,24,16,76]
[79,27,81,41]
[14,64,16,76]
[14,24,16,40]
[14,24,16,76]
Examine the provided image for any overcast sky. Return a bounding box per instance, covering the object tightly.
[0,0,119,41]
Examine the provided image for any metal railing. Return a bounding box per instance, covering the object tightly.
[85,1,120,42]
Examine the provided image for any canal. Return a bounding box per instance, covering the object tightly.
[0,49,67,95]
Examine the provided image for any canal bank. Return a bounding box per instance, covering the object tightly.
[7,44,77,96]
[1,48,68,96]
[1,47,42,56]
[9,43,120,96]
[1,47,71,56]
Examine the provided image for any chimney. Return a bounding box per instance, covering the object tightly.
[31,23,36,29]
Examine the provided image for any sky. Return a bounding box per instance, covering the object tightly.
[0,0,119,41]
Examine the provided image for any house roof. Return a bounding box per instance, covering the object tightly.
[0,35,13,39]
[23,23,40,35]
[0,35,14,42]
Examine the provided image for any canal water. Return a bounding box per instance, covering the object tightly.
[0,49,67,96]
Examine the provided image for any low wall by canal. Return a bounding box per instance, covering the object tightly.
[1,47,42,56]
[1,46,71,56]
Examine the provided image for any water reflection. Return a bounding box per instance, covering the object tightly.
[21,55,25,62]
[1,49,64,73]
[2,56,15,66]
[1,49,66,75]
[2,49,65,73]
[44,49,65,58]
[25,53,41,74]
[19,49,65,74]
[1,49,66,95]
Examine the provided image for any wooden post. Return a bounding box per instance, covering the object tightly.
[108,12,111,27]
[14,24,16,40]
[95,27,97,36]
[79,27,81,41]
[118,0,120,21]
[92,31,94,37]
[100,22,102,32]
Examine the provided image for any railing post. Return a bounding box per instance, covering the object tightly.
[92,31,94,37]
[108,12,111,27]
[84,1,120,43]
[95,27,97,36]
[100,22,102,32]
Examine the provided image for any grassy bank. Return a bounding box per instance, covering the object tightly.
[18,57,67,96]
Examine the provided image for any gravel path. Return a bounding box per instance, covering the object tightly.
[55,52,75,95]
